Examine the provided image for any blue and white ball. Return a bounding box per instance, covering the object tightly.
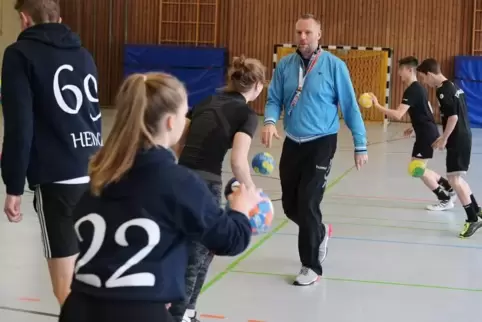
[224,178,274,235]
[251,152,275,175]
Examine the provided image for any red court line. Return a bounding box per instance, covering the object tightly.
[328,193,433,203]
[199,314,265,321]
[18,297,41,302]
[199,314,225,319]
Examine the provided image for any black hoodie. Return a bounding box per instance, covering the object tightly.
[1,23,102,195]
[71,146,251,301]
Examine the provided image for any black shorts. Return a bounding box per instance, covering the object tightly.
[33,183,89,259]
[59,292,174,322]
[411,140,434,159]
[446,146,471,174]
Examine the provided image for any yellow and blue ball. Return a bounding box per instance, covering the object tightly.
[408,159,426,177]
[224,177,275,235]
[251,152,275,175]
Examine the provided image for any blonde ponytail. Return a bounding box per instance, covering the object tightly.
[88,72,186,196]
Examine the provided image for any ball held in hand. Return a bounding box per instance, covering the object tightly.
[224,177,274,235]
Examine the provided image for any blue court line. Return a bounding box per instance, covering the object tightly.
[384,151,482,155]
[274,232,482,250]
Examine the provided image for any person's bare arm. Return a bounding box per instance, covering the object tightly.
[231,132,255,189]
[231,111,258,188]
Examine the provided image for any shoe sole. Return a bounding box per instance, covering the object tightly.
[426,204,455,211]
[293,275,321,286]
[319,224,333,264]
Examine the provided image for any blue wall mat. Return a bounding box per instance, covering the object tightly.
[123,45,227,108]
[454,56,482,128]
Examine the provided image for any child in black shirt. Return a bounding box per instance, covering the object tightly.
[369,56,456,212]
[417,58,482,238]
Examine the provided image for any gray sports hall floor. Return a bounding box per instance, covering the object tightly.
[1,109,482,322]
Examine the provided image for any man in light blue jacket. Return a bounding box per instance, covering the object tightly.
[261,13,368,286]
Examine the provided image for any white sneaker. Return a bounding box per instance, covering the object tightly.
[182,309,199,322]
[426,200,454,211]
[293,266,320,286]
[319,223,332,264]
[448,190,457,204]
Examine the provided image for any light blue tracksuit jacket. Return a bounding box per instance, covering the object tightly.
[264,50,367,154]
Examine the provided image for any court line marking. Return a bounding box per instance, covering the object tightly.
[383,151,482,155]
[0,306,58,317]
[199,313,225,319]
[200,165,356,294]
[229,270,482,292]
[18,297,41,302]
[273,212,455,226]
[327,193,434,203]
[323,213,453,225]
[307,220,451,232]
[244,216,455,233]
[273,233,482,250]
[323,200,433,211]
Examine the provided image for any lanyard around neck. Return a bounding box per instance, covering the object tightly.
[299,50,321,87]
[290,48,322,108]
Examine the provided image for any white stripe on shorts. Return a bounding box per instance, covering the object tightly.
[35,187,52,258]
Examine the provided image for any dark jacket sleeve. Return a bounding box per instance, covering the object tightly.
[169,168,252,256]
[1,46,33,195]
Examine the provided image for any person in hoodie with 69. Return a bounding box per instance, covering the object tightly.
[1,0,102,306]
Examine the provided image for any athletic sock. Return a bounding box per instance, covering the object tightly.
[186,309,196,318]
[464,203,479,222]
[470,194,480,212]
[432,186,450,201]
[438,177,453,192]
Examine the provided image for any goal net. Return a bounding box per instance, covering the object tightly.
[273,44,393,131]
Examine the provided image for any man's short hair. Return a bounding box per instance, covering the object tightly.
[416,58,441,75]
[15,0,60,24]
[299,13,322,27]
[398,56,418,68]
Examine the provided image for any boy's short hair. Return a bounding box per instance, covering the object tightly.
[398,56,419,68]
[15,0,60,24]
[416,58,441,75]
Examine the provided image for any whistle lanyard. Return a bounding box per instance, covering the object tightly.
[289,48,322,111]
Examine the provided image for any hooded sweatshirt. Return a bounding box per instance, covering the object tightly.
[70,146,252,302]
[1,23,102,195]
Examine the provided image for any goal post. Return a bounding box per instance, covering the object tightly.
[272,44,394,131]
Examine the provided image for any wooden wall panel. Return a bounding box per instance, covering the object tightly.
[60,0,473,124]
[110,0,127,105]
[220,0,473,121]
[60,0,217,106]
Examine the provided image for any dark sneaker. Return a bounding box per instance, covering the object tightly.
[459,220,482,238]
